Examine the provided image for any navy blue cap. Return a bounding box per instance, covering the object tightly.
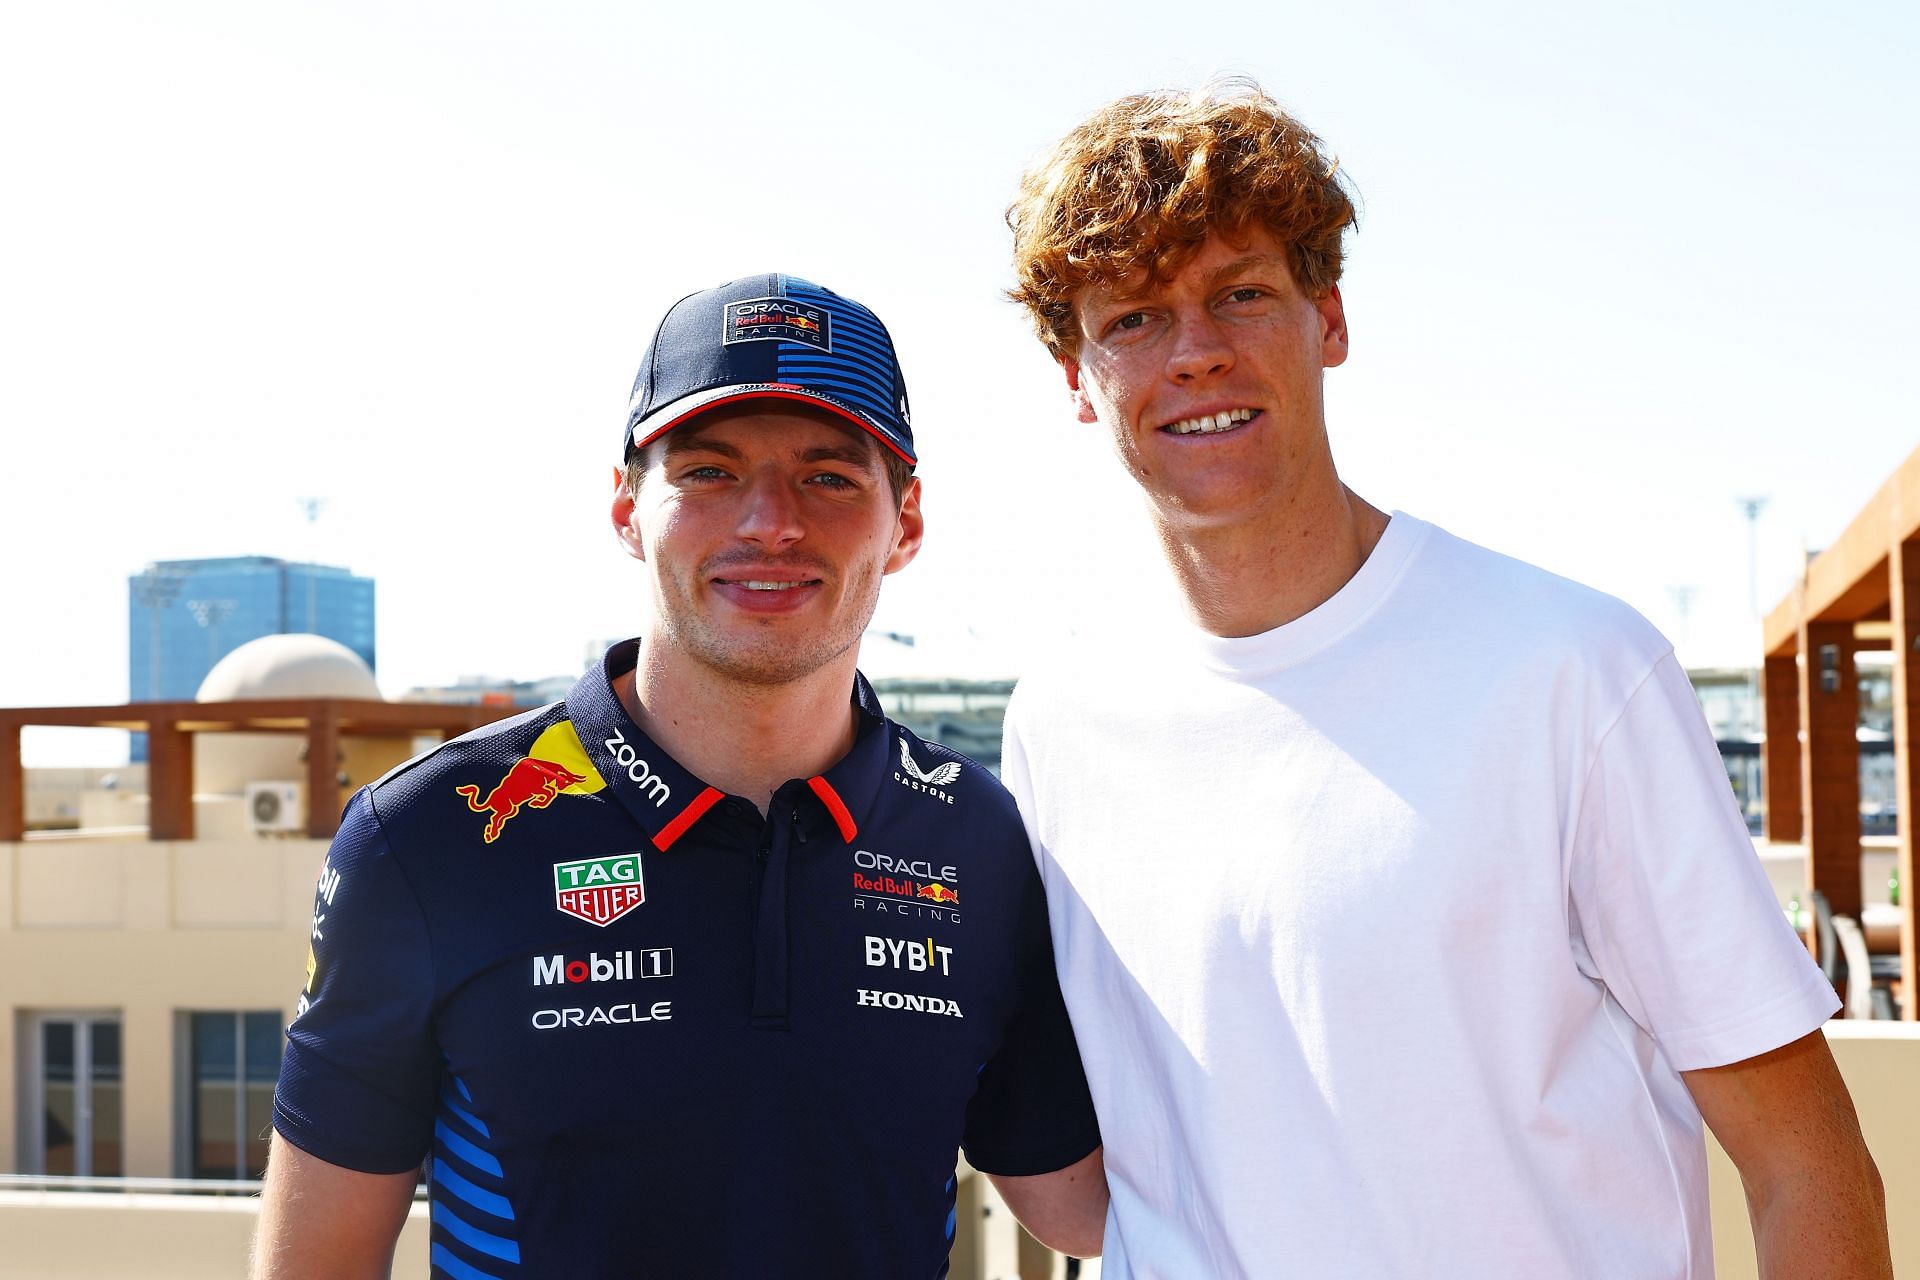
[623,273,915,466]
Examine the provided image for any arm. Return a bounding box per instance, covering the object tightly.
[1682,1030,1891,1280]
[252,1132,418,1280]
[988,1145,1107,1258]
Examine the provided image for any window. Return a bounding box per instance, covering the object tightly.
[23,1013,122,1177]
[186,1011,282,1179]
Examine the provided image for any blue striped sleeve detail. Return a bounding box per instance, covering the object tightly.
[434,1203,523,1263]
[434,1118,504,1178]
[440,1089,491,1139]
[433,1160,516,1221]
[430,1241,504,1280]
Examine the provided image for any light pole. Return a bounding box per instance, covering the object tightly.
[1735,496,1770,741]
[297,497,327,632]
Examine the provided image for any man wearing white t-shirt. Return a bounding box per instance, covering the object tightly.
[1000,82,1891,1277]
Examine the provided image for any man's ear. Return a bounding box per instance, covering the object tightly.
[1062,356,1099,425]
[1318,284,1349,369]
[883,476,924,576]
[610,465,645,562]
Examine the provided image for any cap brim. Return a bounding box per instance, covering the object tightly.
[627,385,916,466]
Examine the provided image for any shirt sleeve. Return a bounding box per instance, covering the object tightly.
[1568,654,1838,1071]
[271,787,440,1173]
[960,845,1101,1176]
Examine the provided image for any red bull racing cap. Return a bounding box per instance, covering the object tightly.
[623,273,916,465]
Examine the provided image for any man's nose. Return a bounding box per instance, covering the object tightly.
[1165,311,1234,382]
[733,476,806,547]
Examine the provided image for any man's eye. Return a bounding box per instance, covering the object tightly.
[810,472,857,490]
[683,466,730,481]
[1226,287,1263,303]
[1115,312,1147,331]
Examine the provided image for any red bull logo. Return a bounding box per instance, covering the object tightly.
[915,883,959,906]
[453,721,608,843]
[456,758,585,843]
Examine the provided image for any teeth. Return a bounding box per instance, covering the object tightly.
[1166,408,1254,435]
[731,580,805,591]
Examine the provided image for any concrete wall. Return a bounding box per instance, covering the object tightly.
[1,837,321,1176]
[1753,838,1898,910]
[0,1192,428,1279]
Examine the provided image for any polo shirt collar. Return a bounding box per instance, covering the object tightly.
[564,638,891,849]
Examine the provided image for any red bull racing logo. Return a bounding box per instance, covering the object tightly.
[453,721,607,843]
[851,849,960,922]
[723,296,833,351]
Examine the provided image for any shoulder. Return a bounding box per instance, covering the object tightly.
[1400,516,1670,668]
[886,719,1023,827]
[362,700,574,833]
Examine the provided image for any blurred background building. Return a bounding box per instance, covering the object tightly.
[127,557,375,761]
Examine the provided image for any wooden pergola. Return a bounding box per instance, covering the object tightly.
[0,699,520,842]
[1763,442,1920,1018]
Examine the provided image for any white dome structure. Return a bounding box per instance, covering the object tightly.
[193,635,388,799]
[196,634,380,703]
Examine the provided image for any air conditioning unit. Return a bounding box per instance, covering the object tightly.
[245,781,305,834]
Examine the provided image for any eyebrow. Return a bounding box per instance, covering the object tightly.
[1094,252,1293,306]
[663,431,878,473]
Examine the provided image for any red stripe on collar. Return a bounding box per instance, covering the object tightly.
[652,786,724,851]
[807,775,858,843]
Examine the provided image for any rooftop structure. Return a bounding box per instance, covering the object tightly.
[1762,441,1919,1019]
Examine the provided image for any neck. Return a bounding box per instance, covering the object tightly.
[1152,467,1391,638]
[616,639,860,813]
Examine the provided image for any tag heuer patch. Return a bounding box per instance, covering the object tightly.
[553,852,646,927]
[723,296,832,351]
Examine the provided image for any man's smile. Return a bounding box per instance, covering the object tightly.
[1161,407,1259,436]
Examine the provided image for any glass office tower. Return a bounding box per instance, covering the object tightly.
[127,557,375,759]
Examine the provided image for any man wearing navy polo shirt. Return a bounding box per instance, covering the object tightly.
[254,274,1104,1279]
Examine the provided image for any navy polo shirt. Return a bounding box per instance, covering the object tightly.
[272,640,1099,1279]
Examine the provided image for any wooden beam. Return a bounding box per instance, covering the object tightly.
[0,721,21,843]
[147,716,195,842]
[1801,621,1862,931]
[1892,536,1919,1020]
[0,698,512,736]
[1763,654,1802,843]
[305,706,343,841]
[1764,441,1920,655]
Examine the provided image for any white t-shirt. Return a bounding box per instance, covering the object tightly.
[1001,514,1836,1279]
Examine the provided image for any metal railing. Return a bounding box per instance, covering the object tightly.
[0,1174,426,1199]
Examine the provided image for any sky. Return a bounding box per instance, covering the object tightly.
[3,0,1916,764]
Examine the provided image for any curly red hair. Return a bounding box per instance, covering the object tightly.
[1008,79,1358,358]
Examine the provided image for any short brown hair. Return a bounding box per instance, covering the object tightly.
[1007,79,1358,358]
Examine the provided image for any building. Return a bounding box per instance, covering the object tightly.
[1760,440,1919,1022]
[0,637,494,1183]
[400,672,579,708]
[128,557,376,759]
[1688,665,1897,836]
